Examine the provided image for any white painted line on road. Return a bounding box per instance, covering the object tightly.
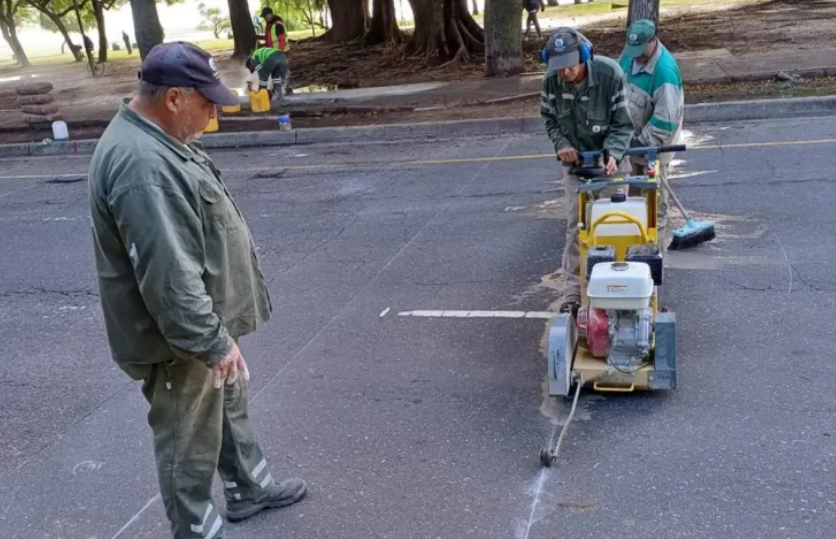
[379,307,390,317]
[398,310,556,319]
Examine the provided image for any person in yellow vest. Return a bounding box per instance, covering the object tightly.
[246,47,289,100]
[260,7,288,51]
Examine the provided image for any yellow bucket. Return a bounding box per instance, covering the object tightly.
[204,115,219,133]
[222,89,241,114]
[249,89,271,113]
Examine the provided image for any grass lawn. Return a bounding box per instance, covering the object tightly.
[0,28,319,71]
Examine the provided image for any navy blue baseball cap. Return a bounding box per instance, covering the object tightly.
[138,41,238,106]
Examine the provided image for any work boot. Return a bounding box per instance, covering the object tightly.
[226,478,307,522]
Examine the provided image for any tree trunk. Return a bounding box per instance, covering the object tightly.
[227,0,256,57]
[627,0,659,26]
[546,0,557,5]
[0,15,29,66]
[407,0,484,61]
[130,0,163,59]
[92,0,107,62]
[484,0,522,77]
[471,0,478,15]
[31,5,83,61]
[366,0,402,44]
[324,0,367,42]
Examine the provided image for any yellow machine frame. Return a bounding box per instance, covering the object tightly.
[573,166,661,393]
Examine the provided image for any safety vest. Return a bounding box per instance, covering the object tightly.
[265,21,288,52]
[253,47,279,65]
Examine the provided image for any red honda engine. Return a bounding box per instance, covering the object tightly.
[576,306,610,358]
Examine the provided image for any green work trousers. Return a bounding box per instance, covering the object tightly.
[121,359,274,539]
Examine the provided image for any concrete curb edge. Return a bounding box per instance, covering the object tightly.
[3,95,836,159]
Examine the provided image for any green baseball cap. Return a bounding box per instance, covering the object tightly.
[623,19,656,57]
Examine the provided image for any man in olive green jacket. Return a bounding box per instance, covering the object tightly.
[88,42,306,539]
[539,27,634,315]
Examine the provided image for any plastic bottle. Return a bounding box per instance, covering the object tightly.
[51,120,69,141]
[277,114,291,131]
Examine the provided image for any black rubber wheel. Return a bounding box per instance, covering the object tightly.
[539,447,554,467]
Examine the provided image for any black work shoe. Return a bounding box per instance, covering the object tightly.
[559,300,580,319]
[226,478,307,522]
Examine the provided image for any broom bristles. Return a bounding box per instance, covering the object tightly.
[668,219,716,251]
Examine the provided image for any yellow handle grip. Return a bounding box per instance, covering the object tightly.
[588,210,649,244]
[593,382,636,393]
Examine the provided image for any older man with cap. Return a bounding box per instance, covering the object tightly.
[619,19,684,248]
[539,27,634,316]
[87,41,306,539]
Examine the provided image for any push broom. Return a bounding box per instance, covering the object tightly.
[658,173,715,250]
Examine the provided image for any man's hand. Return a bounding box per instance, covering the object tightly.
[212,342,250,389]
[557,147,579,164]
[601,155,618,176]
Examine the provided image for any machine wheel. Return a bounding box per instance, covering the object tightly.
[539,447,554,467]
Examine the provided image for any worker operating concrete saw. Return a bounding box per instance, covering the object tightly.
[245,46,290,101]
[539,27,634,317]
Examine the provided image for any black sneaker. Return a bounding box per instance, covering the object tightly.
[226,478,307,522]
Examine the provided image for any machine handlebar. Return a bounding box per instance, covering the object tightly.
[565,144,686,178]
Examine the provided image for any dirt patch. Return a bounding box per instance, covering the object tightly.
[582,0,836,57]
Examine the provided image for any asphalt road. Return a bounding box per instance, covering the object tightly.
[1,116,836,539]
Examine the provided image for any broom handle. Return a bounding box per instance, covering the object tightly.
[656,169,692,221]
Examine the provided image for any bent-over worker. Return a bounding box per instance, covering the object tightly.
[87,41,306,539]
[539,27,634,317]
[619,19,684,249]
[246,46,289,100]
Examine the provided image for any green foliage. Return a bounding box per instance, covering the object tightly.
[197,2,230,38]
[264,0,327,31]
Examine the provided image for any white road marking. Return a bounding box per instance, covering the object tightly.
[379,307,390,317]
[397,310,555,319]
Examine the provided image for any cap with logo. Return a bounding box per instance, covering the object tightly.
[543,28,589,72]
[623,19,656,58]
[138,41,238,106]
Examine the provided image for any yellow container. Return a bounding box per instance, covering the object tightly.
[222,90,241,114]
[249,88,271,113]
[204,115,219,133]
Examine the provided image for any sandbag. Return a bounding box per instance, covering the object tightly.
[17,93,56,105]
[15,82,54,96]
[21,104,60,115]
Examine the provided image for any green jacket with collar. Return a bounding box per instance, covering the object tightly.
[618,41,684,150]
[539,55,634,162]
[88,102,271,367]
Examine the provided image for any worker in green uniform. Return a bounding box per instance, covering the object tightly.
[87,42,306,539]
[246,46,289,100]
[619,19,684,250]
[539,27,635,316]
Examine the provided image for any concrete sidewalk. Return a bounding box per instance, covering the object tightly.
[283,47,834,109]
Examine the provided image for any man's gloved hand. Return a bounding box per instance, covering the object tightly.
[557,147,579,164]
[212,342,250,388]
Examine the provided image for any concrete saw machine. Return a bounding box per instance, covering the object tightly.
[541,145,685,467]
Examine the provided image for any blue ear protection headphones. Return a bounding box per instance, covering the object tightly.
[540,28,593,66]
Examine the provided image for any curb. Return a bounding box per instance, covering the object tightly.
[3,95,836,159]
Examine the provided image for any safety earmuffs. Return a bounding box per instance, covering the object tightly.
[540,28,593,66]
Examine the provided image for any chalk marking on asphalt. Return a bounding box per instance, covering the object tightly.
[108,139,513,539]
[773,232,793,296]
[108,495,160,539]
[3,138,836,181]
[398,309,555,319]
